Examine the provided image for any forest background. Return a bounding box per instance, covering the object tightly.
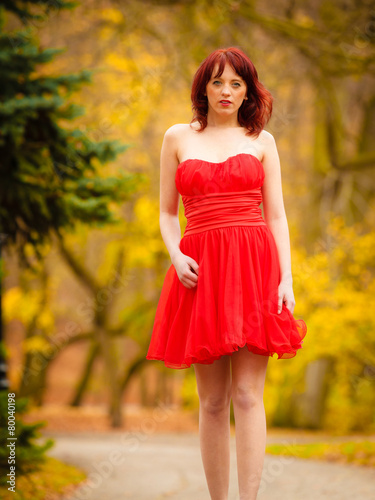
[2,0,375,436]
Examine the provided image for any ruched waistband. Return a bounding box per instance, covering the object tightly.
[181,188,267,237]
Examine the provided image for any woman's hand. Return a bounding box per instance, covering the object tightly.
[278,279,295,314]
[172,251,199,289]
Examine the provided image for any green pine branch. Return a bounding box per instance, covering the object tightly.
[0,0,145,268]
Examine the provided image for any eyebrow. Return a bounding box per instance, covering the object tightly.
[212,76,243,82]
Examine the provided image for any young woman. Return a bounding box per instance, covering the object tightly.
[146,47,307,500]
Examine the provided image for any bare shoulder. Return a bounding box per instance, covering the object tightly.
[259,129,276,148]
[163,123,196,161]
[164,123,192,140]
[161,124,192,168]
[161,125,185,156]
[258,130,278,162]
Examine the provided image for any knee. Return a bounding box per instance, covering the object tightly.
[200,392,231,416]
[232,384,262,411]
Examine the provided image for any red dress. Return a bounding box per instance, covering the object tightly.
[146,153,307,369]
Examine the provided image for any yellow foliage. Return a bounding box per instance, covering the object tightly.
[0,456,86,500]
[125,196,168,267]
[4,287,55,330]
[23,336,51,355]
[101,7,124,24]
[134,196,160,235]
[36,309,55,331]
[260,214,375,433]
[3,287,38,323]
[3,287,23,321]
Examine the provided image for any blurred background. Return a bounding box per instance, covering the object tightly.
[1,0,375,498]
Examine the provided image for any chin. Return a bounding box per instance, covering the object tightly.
[218,110,238,116]
[216,106,238,113]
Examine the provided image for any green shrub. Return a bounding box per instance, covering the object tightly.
[0,392,54,486]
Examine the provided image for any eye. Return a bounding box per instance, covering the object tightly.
[232,82,241,87]
[213,80,222,85]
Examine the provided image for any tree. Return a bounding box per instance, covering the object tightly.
[0,0,142,392]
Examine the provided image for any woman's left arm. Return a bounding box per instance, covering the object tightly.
[260,131,295,315]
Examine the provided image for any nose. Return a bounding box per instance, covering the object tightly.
[221,85,231,96]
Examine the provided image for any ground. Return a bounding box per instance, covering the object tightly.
[24,404,375,500]
[48,431,375,500]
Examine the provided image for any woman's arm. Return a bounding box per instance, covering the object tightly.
[158,125,199,288]
[261,131,295,314]
[159,125,182,262]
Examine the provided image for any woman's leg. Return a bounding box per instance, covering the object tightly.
[193,355,232,500]
[231,347,269,500]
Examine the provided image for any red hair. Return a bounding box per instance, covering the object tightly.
[190,47,273,137]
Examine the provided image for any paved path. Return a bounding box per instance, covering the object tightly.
[47,432,375,500]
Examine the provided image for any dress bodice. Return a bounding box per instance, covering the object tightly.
[175,153,267,236]
[175,153,265,195]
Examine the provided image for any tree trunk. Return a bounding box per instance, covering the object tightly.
[71,341,100,407]
[292,357,334,429]
[97,327,122,428]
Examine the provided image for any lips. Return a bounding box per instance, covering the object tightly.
[220,100,231,104]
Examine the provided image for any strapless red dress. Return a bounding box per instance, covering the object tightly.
[146,153,307,369]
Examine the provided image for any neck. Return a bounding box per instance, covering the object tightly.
[206,109,240,128]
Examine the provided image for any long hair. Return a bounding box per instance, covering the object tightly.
[190,47,273,137]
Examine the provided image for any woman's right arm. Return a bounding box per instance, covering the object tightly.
[159,126,199,289]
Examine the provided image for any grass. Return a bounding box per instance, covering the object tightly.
[0,456,86,500]
[265,440,375,467]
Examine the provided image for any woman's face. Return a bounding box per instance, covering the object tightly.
[205,62,247,117]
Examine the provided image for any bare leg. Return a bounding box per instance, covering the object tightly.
[193,355,232,500]
[231,347,269,500]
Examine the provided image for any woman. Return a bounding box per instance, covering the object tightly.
[146,47,307,500]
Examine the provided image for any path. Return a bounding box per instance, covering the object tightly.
[47,431,375,500]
